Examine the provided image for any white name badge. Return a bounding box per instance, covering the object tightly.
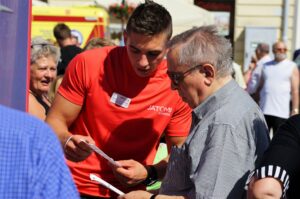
[110,92,131,108]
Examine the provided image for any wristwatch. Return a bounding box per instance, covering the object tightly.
[142,165,158,186]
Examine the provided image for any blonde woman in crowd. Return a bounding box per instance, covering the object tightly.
[29,37,60,120]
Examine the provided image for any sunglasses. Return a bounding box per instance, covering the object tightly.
[167,64,203,86]
[275,48,287,52]
[31,43,53,49]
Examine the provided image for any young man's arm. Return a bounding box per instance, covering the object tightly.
[110,136,187,187]
[110,95,191,187]
[46,93,94,162]
[153,135,186,178]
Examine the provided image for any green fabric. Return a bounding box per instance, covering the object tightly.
[147,143,168,191]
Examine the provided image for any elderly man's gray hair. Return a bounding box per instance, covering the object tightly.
[168,25,233,78]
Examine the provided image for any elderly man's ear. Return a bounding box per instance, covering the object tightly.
[200,64,215,85]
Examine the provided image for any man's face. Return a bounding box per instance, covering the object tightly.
[167,48,207,109]
[125,32,168,77]
[273,42,287,61]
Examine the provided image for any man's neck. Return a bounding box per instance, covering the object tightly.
[209,75,232,96]
[59,38,74,47]
[258,54,268,61]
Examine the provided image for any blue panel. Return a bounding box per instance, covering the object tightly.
[0,0,30,111]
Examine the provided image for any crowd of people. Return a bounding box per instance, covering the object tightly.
[243,41,299,136]
[2,0,300,198]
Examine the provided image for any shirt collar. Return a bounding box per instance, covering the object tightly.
[192,79,238,121]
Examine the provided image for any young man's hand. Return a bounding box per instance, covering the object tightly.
[109,159,148,187]
[63,135,95,162]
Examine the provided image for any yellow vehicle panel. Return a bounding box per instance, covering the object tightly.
[31,6,109,47]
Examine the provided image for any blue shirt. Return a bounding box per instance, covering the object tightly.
[0,105,79,199]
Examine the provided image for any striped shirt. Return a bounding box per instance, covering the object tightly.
[246,166,289,198]
[160,80,269,199]
[246,114,300,198]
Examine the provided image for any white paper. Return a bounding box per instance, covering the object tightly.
[90,174,124,195]
[80,139,121,167]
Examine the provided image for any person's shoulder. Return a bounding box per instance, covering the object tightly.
[155,59,168,74]
[216,82,263,121]
[159,58,167,67]
[78,46,121,60]
[233,62,241,68]
[294,48,300,54]
[60,45,83,62]
[28,93,46,120]
[262,60,276,69]
[284,59,297,66]
[0,106,60,152]
[257,56,271,65]
[0,105,33,121]
[0,105,48,134]
[264,60,275,66]
[62,45,82,52]
[277,59,297,70]
[284,114,300,131]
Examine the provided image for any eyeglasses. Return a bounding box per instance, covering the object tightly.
[167,64,203,86]
[275,48,287,52]
[31,43,54,49]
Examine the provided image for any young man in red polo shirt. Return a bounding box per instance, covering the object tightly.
[46,1,191,198]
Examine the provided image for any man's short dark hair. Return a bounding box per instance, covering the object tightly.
[126,0,172,39]
[257,43,269,54]
[53,23,72,41]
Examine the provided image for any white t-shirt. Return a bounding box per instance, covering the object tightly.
[246,55,272,94]
[259,59,297,118]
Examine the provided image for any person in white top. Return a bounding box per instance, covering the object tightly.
[245,43,272,102]
[232,62,246,89]
[258,41,299,135]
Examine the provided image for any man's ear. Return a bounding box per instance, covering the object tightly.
[201,64,215,78]
[201,64,215,85]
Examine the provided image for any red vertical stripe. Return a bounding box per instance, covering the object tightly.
[26,0,32,112]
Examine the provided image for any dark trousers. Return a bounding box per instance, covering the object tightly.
[264,115,287,136]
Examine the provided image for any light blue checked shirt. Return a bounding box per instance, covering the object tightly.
[160,80,269,199]
[0,105,79,199]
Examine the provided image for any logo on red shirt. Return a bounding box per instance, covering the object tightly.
[147,105,173,116]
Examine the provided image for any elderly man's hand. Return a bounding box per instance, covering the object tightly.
[109,159,148,187]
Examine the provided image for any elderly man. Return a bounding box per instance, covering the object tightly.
[259,41,299,135]
[119,26,269,199]
[246,43,272,101]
